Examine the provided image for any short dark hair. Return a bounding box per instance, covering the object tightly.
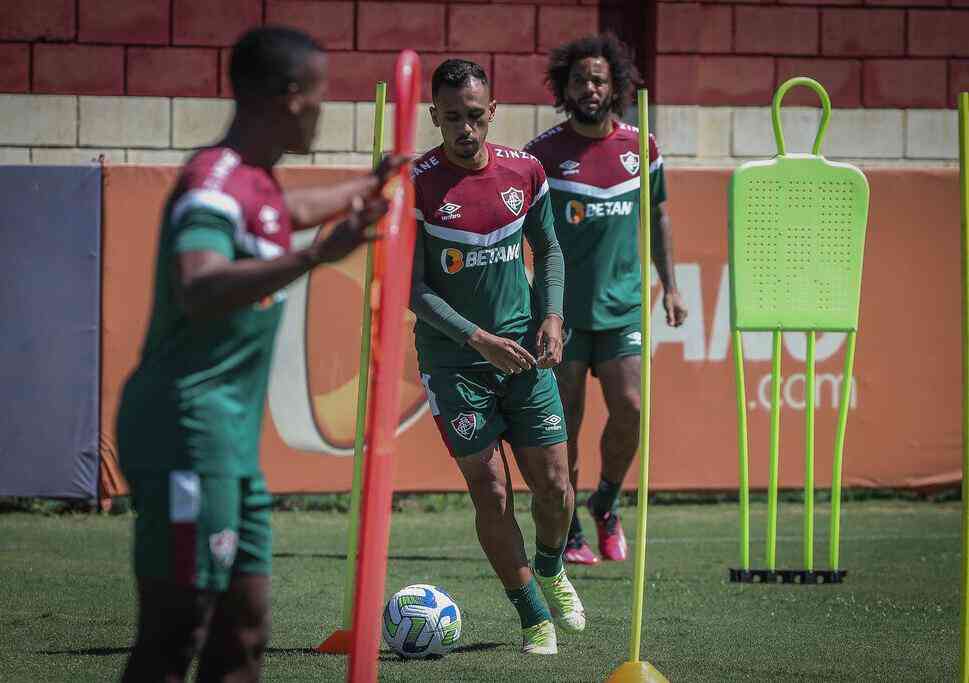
[546,33,641,116]
[431,59,489,99]
[230,26,325,101]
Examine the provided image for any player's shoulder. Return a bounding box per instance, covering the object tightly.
[489,143,546,186]
[614,122,661,160]
[411,146,445,182]
[524,123,568,159]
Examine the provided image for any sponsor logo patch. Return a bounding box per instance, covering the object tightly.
[620,151,640,176]
[565,200,585,225]
[451,412,477,441]
[441,248,464,274]
[500,187,525,216]
[259,205,280,234]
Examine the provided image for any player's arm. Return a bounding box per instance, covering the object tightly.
[523,181,565,368]
[284,155,406,230]
[174,198,386,319]
[409,223,536,374]
[648,162,687,327]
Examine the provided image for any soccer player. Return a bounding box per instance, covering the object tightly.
[116,27,402,682]
[410,59,584,655]
[526,35,688,565]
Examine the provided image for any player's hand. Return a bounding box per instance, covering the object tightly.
[468,329,537,375]
[663,289,688,327]
[373,154,410,191]
[535,315,564,368]
[312,196,387,264]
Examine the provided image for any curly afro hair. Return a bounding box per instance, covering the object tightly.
[545,33,642,117]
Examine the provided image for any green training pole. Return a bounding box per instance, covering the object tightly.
[733,331,750,570]
[828,330,856,570]
[627,87,653,665]
[339,81,387,629]
[958,90,969,683]
[766,330,782,570]
[804,331,816,571]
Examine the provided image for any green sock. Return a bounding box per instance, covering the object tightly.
[568,509,584,544]
[506,578,551,628]
[534,540,565,578]
[590,477,621,516]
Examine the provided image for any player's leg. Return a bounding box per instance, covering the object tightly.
[553,359,598,565]
[454,444,556,654]
[196,575,270,682]
[588,345,641,561]
[196,475,273,681]
[421,370,556,654]
[121,471,231,681]
[122,578,217,683]
[555,329,600,565]
[505,368,586,633]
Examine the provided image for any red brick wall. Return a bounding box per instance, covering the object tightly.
[3,0,964,107]
[653,0,969,108]
[0,0,612,103]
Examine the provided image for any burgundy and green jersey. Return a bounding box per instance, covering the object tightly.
[411,143,561,370]
[525,120,666,330]
[117,147,291,477]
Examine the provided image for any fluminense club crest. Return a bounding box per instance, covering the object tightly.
[619,151,640,176]
[450,412,477,441]
[500,187,525,216]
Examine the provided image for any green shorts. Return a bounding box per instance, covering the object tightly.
[420,366,568,457]
[126,471,272,591]
[562,320,642,370]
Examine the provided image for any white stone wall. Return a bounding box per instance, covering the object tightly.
[0,94,959,168]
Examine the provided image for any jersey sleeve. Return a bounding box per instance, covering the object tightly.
[523,169,565,320]
[169,188,241,259]
[649,135,667,208]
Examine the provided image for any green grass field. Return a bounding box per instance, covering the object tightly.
[0,499,961,682]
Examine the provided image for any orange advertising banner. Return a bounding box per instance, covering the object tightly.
[100,165,962,495]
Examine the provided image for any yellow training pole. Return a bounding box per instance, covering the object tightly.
[958,90,969,683]
[317,81,386,655]
[605,88,668,683]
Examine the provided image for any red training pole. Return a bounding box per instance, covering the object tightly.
[346,49,420,683]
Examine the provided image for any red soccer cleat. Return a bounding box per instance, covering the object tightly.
[588,499,628,561]
[563,537,600,565]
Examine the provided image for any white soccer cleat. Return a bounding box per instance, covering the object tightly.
[521,619,558,655]
[535,568,586,632]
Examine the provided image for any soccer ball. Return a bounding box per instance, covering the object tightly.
[381,584,462,658]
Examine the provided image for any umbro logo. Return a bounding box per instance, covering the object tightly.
[559,159,580,176]
[542,414,564,432]
[438,202,462,221]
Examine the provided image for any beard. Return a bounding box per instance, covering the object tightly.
[567,95,613,125]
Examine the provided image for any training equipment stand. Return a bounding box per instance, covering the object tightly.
[728,77,870,585]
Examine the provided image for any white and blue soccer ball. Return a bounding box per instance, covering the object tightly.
[381,584,462,659]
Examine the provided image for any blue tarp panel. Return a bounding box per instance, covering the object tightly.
[0,165,101,499]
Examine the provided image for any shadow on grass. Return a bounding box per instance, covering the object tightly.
[274,552,482,563]
[38,647,130,656]
[379,641,504,661]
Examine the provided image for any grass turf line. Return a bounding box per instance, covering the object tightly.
[0,500,960,682]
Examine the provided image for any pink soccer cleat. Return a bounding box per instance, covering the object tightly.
[588,499,628,561]
[563,538,600,565]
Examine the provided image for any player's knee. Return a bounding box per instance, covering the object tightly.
[532,473,572,511]
[611,391,641,427]
[471,479,510,520]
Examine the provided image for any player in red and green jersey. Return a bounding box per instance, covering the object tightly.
[410,59,584,655]
[526,35,689,565]
[116,28,402,683]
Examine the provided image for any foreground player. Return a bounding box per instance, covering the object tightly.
[526,35,688,565]
[410,59,584,654]
[116,28,401,682]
